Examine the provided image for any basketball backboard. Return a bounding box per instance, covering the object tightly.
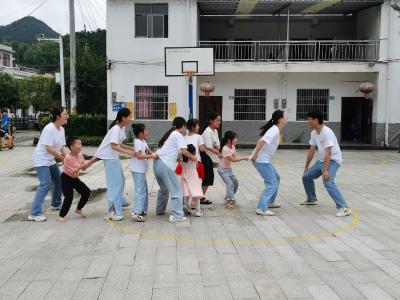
[165,47,215,77]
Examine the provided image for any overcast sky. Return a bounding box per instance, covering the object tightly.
[0,0,106,34]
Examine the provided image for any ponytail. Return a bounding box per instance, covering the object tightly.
[109,107,131,129]
[260,109,285,136]
[158,116,186,148]
[220,131,237,152]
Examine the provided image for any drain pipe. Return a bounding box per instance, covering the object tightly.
[384,2,393,146]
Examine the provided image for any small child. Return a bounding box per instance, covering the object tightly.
[130,123,157,222]
[58,137,97,223]
[181,144,204,217]
[218,131,249,209]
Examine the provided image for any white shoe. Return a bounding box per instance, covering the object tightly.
[268,203,281,208]
[104,212,115,220]
[111,215,124,221]
[300,199,318,205]
[50,205,62,211]
[336,208,352,217]
[169,215,187,223]
[256,209,275,216]
[194,210,203,217]
[131,213,145,222]
[28,215,47,222]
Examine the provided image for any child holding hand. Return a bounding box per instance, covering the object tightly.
[58,136,97,223]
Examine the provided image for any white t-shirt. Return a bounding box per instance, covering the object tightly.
[184,133,204,161]
[95,125,126,160]
[32,122,66,167]
[253,125,280,163]
[202,127,220,163]
[130,138,149,173]
[310,126,342,164]
[156,131,187,170]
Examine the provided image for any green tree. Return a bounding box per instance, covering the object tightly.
[0,72,18,108]
[18,76,57,112]
[23,42,59,73]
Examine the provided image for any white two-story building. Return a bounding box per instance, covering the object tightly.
[107,0,400,146]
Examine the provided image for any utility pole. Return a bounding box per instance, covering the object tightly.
[69,0,77,114]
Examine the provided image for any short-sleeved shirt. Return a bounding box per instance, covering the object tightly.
[184,133,204,161]
[1,115,10,130]
[310,126,342,164]
[219,145,235,168]
[95,125,126,160]
[202,127,220,163]
[253,125,280,163]
[156,131,187,171]
[130,138,149,173]
[32,122,66,167]
[63,153,85,178]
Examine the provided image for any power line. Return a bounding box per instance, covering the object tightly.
[0,0,43,19]
[90,0,106,21]
[82,0,98,29]
[76,0,91,31]
[27,0,49,16]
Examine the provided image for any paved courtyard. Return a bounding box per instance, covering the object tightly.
[0,146,400,300]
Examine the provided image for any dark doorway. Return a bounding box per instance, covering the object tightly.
[199,96,222,137]
[341,97,372,143]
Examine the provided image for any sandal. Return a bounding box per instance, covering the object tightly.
[200,198,212,205]
[131,213,145,222]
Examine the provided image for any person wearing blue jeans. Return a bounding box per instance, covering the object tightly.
[302,160,347,209]
[30,164,62,217]
[95,108,137,221]
[154,117,197,223]
[29,107,69,222]
[129,123,157,222]
[103,159,126,218]
[301,110,351,217]
[253,162,280,211]
[250,110,287,216]
[154,159,184,219]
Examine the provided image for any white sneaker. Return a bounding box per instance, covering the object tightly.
[169,215,187,223]
[256,209,275,216]
[336,208,352,217]
[50,205,62,211]
[28,215,47,222]
[194,210,203,217]
[111,215,124,221]
[104,212,115,220]
[268,203,281,208]
[300,199,318,205]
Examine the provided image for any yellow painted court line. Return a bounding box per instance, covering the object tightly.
[107,209,359,245]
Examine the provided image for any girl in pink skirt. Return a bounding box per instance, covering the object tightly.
[181,144,204,217]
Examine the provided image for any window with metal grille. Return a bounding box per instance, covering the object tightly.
[296,89,329,121]
[234,89,266,120]
[135,86,168,120]
[135,4,168,38]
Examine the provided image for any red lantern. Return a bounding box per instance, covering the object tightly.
[200,82,215,97]
[358,82,375,98]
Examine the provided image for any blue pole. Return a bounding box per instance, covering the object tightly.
[188,76,193,119]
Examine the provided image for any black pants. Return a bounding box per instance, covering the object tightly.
[60,172,91,218]
[200,151,214,187]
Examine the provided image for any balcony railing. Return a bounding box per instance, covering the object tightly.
[198,40,379,62]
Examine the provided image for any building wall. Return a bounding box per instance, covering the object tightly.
[107,0,198,121]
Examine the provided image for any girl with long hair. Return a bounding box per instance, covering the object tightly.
[154,117,197,223]
[250,110,288,216]
[218,131,249,209]
[96,108,137,221]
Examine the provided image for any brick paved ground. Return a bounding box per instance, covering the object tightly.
[0,146,399,299]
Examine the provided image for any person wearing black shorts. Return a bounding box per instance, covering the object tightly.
[200,112,222,204]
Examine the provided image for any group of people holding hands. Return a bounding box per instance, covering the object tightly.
[28,106,351,223]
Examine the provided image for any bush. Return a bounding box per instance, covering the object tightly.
[39,114,107,140]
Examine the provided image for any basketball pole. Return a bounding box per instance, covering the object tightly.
[188,73,193,119]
